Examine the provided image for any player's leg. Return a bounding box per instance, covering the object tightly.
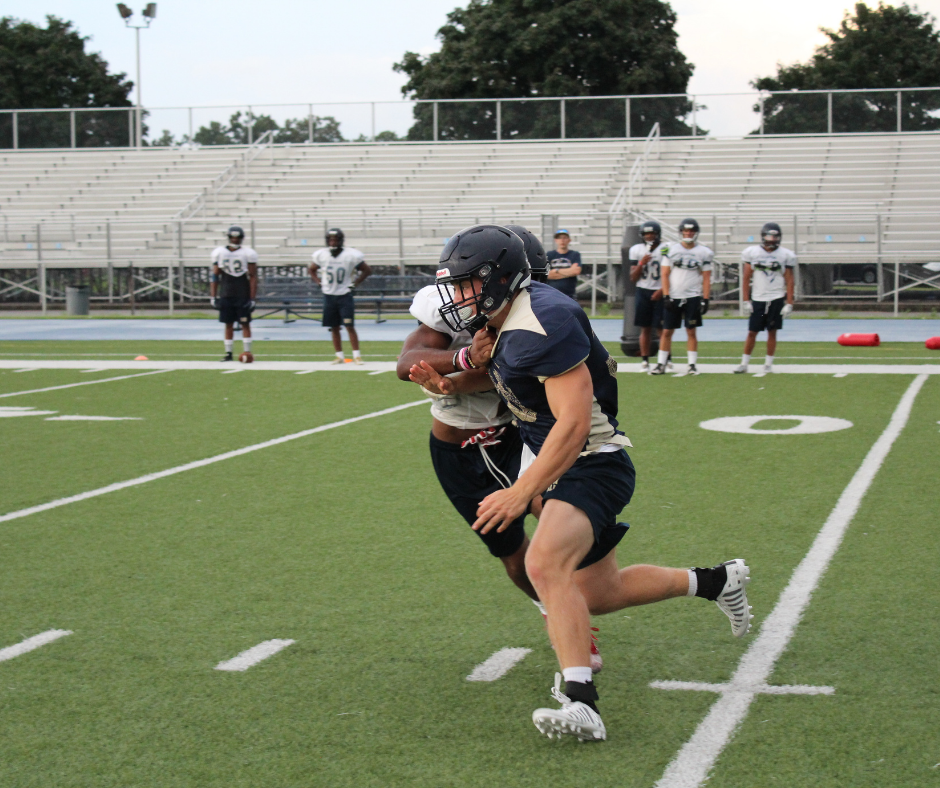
[346,325,363,364]
[652,327,674,375]
[736,331,759,373]
[500,536,537,600]
[329,327,344,362]
[222,323,235,361]
[685,326,699,374]
[342,295,362,363]
[765,329,778,371]
[576,552,689,614]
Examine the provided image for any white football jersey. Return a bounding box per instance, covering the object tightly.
[661,242,713,299]
[409,286,510,431]
[312,247,365,295]
[211,245,258,276]
[628,242,665,291]
[742,245,796,302]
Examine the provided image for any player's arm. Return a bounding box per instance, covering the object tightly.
[742,263,753,302]
[661,264,671,298]
[702,269,711,300]
[308,262,319,281]
[397,323,457,380]
[351,261,372,289]
[210,263,220,305]
[784,267,794,304]
[629,255,648,283]
[408,361,494,394]
[248,262,257,302]
[474,362,592,534]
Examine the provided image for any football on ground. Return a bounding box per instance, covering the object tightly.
[239,351,254,363]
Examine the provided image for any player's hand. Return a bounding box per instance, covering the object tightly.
[473,486,529,534]
[743,301,753,315]
[409,360,455,396]
[639,254,651,266]
[781,303,793,317]
[701,298,709,315]
[469,328,496,368]
[651,289,663,301]
[210,297,217,309]
[664,295,675,309]
[247,299,256,311]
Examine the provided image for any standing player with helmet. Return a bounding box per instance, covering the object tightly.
[210,225,258,362]
[734,223,796,374]
[412,225,752,742]
[310,228,371,364]
[628,220,667,372]
[651,218,713,376]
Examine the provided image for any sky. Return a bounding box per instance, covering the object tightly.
[6,0,940,138]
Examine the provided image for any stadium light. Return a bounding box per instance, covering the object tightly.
[116,5,157,150]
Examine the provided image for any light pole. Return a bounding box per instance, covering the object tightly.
[117,4,157,149]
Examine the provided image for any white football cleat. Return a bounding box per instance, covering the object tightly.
[763,364,773,373]
[733,364,748,374]
[330,357,345,365]
[353,356,364,365]
[649,363,666,376]
[640,360,650,372]
[532,674,606,741]
[666,360,675,372]
[716,559,753,637]
[687,364,700,376]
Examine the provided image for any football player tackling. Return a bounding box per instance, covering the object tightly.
[411,225,752,742]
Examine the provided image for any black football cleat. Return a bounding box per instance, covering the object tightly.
[221,352,234,362]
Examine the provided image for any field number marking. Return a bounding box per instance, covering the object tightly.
[0,399,427,525]
[0,630,73,663]
[700,416,853,435]
[655,374,928,788]
[215,639,296,672]
[466,648,532,682]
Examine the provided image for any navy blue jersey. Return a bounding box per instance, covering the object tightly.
[487,282,630,456]
[545,249,581,298]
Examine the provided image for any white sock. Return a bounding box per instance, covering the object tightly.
[335,351,345,360]
[657,350,669,365]
[765,355,774,368]
[686,569,698,597]
[243,338,252,352]
[562,666,594,685]
[532,600,547,616]
[224,340,233,353]
[688,350,698,365]
[741,353,751,366]
[352,349,361,359]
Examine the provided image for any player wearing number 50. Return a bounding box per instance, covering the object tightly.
[210,226,258,362]
[734,223,796,374]
[310,228,372,364]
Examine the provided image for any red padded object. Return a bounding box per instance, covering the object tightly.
[837,333,880,347]
[926,336,940,350]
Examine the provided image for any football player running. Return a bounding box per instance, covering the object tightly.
[397,225,603,672]
[210,225,258,362]
[652,218,713,376]
[628,220,667,372]
[310,228,371,364]
[411,225,752,742]
[734,223,796,374]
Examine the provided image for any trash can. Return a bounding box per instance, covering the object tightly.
[66,285,90,316]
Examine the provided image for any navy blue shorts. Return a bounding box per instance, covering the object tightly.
[429,427,526,558]
[218,297,252,324]
[542,448,635,569]
[664,296,703,330]
[634,287,664,329]
[749,297,785,333]
[323,293,355,328]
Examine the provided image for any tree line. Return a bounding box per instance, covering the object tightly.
[2,2,940,147]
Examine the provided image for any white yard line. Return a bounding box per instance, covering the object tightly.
[0,630,73,663]
[0,369,172,399]
[654,373,929,788]
[0,399,426,525]
[466,647,532,682]
[214,639,295,672]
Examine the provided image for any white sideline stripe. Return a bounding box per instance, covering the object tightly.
[0,399,426,525]
[466,647,532,682]
[0,369,172,399]
[0,629,73,662]
[214,639,295,672]
[45,415,142,422]
[13,368,38,373]
[650,680,835,696]
[654,373,928,788]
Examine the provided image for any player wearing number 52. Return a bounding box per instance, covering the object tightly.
[310,228,372,364]
[210,226,258,362]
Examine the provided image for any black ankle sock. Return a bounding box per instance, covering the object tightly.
[642,355,649,363]
[564,680,599,713]
[693,565,728,601]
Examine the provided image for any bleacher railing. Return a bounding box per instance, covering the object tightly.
[2,86,940,150]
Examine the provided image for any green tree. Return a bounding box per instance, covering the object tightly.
[753,3,940,134]
[0,15,135,148]
[393,0,696,140]
[190,112,345,145]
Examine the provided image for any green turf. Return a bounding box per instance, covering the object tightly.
[0,353,937,787]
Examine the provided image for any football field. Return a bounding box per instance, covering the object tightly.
[1,339,938,788]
